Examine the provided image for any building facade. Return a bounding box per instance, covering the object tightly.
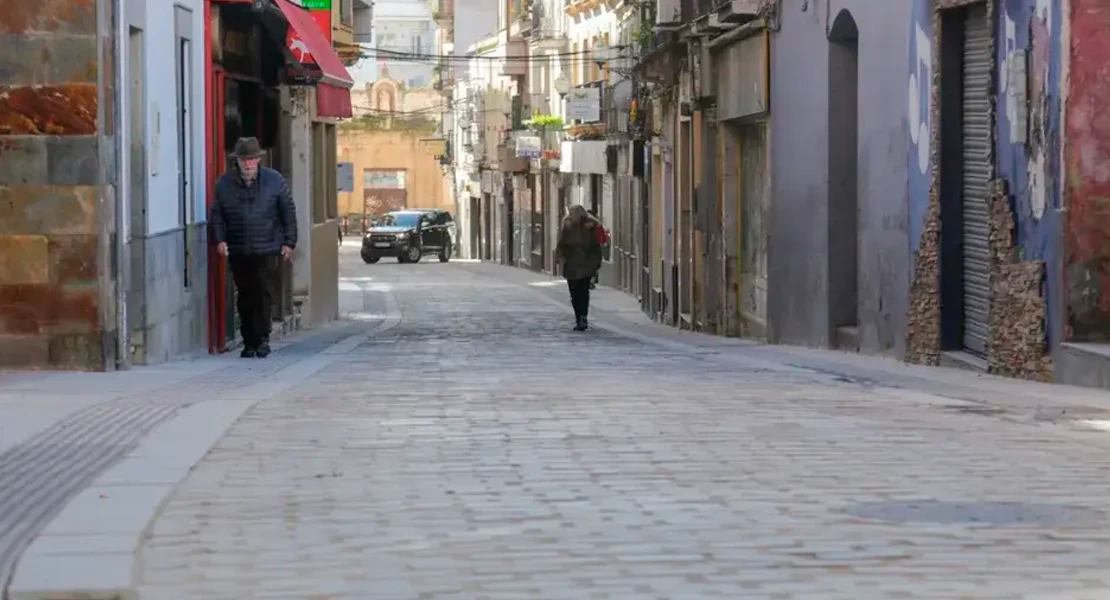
[0,0,357,370]
[442,0,1110,391]
[122,0,209,365]
[451,33,514,262]
[768,1,910,355]
[0,0,123,369]
[337,125,453,230]
[1059,0,1110,387]
[903,0,1063,381]
[355,0,436,87]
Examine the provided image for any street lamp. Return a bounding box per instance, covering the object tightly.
[553,74,570,97]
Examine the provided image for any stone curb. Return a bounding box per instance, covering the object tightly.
[5,330,374,600]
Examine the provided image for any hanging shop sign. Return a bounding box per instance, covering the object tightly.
[566,87,601,123]
[285,26,323,84]
[515,135,542,158]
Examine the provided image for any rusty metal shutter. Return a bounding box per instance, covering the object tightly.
[961,4,992,356]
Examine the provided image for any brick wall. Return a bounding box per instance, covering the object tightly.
[0,0,110,369]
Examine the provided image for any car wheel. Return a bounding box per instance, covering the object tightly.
[361,254,380,264]
[438,245,451,263]
[406,245,422,263]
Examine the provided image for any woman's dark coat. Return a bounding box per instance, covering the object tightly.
[556,217,603,281]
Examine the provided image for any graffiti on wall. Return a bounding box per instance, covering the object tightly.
[994,0,1061,350]
[907,3,934,252]
[997,0,1057,231]
[906,0,1062,371]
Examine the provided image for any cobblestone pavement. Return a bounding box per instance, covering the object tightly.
[137,250,1110,599]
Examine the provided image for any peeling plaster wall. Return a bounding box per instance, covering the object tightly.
[906,0,1060,379]
[768,0,911,354]
[1063,0,1110,342]
[990,0,1059,379]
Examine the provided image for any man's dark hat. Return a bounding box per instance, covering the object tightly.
[231,137,265,159]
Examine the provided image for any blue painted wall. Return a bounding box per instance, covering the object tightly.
[907,0,934,255]
[906,0,1063,345]
[994,0,1063,344]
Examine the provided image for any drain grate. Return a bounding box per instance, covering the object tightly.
[943,404,1008,416]
[844,500,1106,526]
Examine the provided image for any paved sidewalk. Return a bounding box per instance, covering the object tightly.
[0,273,395,599]
[10,254,1110,599]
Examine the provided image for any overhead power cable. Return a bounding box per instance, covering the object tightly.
[359,46,630,63]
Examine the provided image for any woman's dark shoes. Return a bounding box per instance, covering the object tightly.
[256,343,271,358]
[240,347,257,358]
[574,317,588,331]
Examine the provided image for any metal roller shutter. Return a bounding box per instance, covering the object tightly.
[961,4,992,356]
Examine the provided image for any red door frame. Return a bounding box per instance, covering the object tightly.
[205,0,229,353]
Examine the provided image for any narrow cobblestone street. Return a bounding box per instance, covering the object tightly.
[10,247,1110,599]
[122,247,1110,599]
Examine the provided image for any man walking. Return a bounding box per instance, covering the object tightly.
[211,137,297,358]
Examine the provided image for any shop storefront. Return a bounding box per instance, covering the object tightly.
[205,0,352,352]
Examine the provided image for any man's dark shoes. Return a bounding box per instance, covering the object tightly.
[256,343,271,358]
[574,317,588,331]
[240,347,257,358]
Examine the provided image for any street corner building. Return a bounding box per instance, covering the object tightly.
[444,0,1110,390]
[0,0,362,370]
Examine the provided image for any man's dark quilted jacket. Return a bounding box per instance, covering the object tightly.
[211,167,297,256]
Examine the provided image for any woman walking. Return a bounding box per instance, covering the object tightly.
[555,205,604,331]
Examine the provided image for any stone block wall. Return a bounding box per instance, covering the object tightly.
[0,0,113,369]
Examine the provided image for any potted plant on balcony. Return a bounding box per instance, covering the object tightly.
[566,122,605,141]
[523,113,565,165]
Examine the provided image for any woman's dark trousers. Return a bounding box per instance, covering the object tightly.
[567,277,592,319]
[228,253,277,349]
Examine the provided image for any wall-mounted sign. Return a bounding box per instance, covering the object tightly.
[566,87,600,123]
[284,25,323,85]
[363,169,406,189]
[337,162,354,192]
[515,135,542,158]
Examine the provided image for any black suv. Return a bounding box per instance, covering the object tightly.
[361,209,455,264]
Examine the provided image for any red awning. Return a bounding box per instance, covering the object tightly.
[276,0,354,118]
[317,83,353,119]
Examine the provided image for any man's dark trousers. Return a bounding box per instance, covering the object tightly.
[228,253,277,349]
